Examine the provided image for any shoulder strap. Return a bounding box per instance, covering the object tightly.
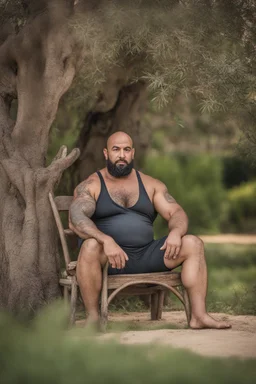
[135,170,144,190]
[96,171,108,193]
[135,170,154,206]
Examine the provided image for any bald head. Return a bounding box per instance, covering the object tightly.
[106,131,133,150]
[103,131,135,177]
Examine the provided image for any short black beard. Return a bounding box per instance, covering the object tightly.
[106,159,134,178]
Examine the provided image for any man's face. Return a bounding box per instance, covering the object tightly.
[104,136,135,178]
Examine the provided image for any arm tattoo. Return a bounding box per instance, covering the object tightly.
[70,198,96,224]
[164,189,176,204]
[69,180,96,228]
[76,179,94,197]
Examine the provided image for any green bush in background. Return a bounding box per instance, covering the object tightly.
[221,155,256,189]
[224,181,256,233]
[142,153,226,235]
[0,305,255,384]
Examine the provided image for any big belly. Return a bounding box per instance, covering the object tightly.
[94,212,154,247]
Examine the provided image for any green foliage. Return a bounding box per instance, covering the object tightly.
[206,244,256,315]
[221,155,256,189]
[0,304,256,384]
[47,102,82,164]
[68,0,256,160]
[142,152,226,235]
[224,181,256,233]
[47,101,84,195]
[69,1,255,115]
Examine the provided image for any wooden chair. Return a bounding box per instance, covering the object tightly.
[49,192,191,330]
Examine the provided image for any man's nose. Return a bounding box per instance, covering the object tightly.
[119,150,125,158]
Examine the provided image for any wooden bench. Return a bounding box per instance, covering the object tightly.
[49,192,191,330]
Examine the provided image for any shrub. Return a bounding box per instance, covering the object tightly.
[142,153,226,235]
[221,155,256,189]
[224,181,256,233]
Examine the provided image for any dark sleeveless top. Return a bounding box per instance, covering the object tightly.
[91,170,157,248]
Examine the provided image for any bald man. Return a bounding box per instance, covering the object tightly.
[69,131,231,329]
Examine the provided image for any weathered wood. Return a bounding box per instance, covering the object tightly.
[59,277,72,286]
[54,196,73,211]
[63,286,69,303]
[150,293,158,320]
[70,276,77,326]
[156,290,165,320]
[100,262,109,332]
[49,192,71,267]
[67,261,77,276]
[108,271,182,289]
[107,280,184,305]
[112,285,166,295]
[68,261,77,269]
[64,229,76,236]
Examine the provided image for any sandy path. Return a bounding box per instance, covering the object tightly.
[99,311,256,359]
[199,234,256,244]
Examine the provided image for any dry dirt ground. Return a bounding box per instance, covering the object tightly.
[98,311,256,359]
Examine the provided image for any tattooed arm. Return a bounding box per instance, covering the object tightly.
[69,176,129,269]
[153,180,188,259]
[69,178,108,244]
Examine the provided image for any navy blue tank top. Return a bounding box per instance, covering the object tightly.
[92,170,157,248]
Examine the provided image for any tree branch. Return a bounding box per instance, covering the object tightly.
[48,147,80,175]
[33,147,81,191]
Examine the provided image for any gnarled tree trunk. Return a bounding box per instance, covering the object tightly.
[0,2,80,315]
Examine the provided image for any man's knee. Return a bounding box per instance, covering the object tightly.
[79,238,102,263]
[182,235,204,252]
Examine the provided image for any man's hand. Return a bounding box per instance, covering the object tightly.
[160,231,182,260]
[103,237,129,269]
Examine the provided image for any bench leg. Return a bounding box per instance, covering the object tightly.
[150,293,158,320]
[100,263,109,332]
[70,276,77,327]
[156,290,165,320]
[63,286,70,303]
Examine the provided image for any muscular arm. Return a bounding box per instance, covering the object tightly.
[69,177,129,269]
[69,179,109,244]
[153,181,188,236]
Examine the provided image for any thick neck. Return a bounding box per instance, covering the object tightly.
[103,167,135,182]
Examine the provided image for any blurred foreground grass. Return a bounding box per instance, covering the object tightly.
[110,244,256,315]
[0,304,255,384]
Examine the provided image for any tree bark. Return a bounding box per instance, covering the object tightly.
[76,79,149,182]
[0,1,81,315]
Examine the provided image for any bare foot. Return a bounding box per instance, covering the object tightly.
[190,314,231,329]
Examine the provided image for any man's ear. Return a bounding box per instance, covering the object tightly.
[103,148,108,160]
[132,148,135,159]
